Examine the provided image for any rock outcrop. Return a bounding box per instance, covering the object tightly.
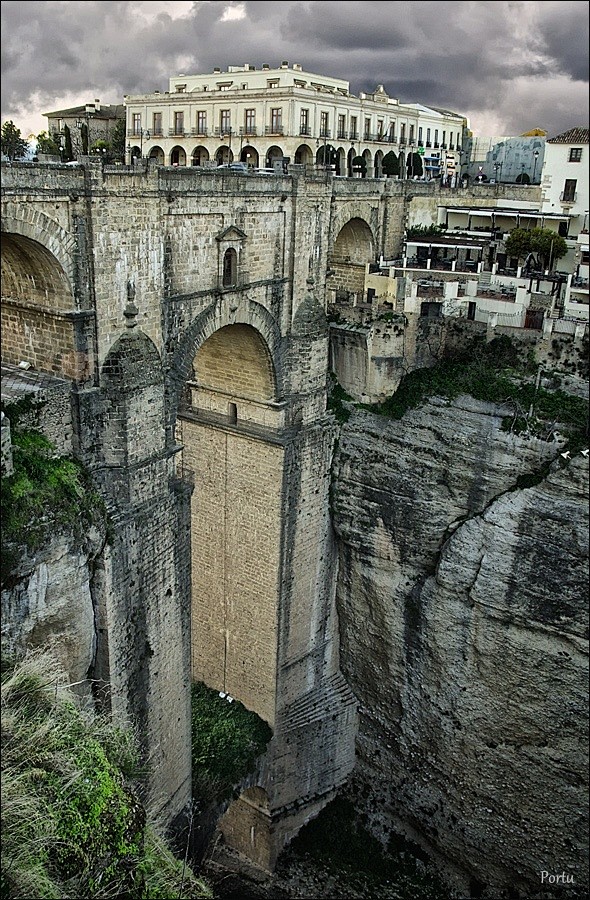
[332,396,589,897]
[1,526,105,694]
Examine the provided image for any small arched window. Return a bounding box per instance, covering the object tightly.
[222,248,238,287]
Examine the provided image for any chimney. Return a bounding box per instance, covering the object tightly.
[213,67,221,73]
[293,63,302,71]
[94,98,101,111]
[280,61,289,69]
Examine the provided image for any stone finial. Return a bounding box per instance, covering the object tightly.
[124,302,138,327]
[124,280,138,327]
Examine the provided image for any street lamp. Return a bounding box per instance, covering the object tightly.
[532,149,540,183]
[127,129,150,163]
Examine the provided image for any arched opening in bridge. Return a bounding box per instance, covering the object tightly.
[1,233,82,379]
[179,323,281,727]
[222,248,238,287]
[329,217,375,304]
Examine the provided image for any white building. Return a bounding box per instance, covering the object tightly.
[123,61,467,177]
[540,127,589,241]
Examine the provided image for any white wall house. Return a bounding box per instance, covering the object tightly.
[123,61,467,177]
[540,127,589,240]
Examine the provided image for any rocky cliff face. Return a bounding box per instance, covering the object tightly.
[332,396,589,898]
[1,526,105,695]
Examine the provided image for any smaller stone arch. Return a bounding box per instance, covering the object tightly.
[265,145,284,167]
[101,324,165,467]
[191,146,209,166]
[240,145,259,167]
[170,146,187,166]
[294,143,314,166]
[374,149,384,178]
[215,145,233,165]
[148,146,165,165]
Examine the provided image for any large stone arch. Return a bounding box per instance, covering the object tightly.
[165,297,284,441]
[1,204,77,283]
[0,226,87,378]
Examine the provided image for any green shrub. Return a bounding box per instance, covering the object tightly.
[190,681,272,805]
[1,650,212,900]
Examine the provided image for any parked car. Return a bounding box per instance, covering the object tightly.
[216,162,249,174]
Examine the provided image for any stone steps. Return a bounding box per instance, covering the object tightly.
[278,672,357,732]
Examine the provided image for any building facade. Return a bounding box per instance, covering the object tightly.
[123,61,467,178]
[45,100,125,157]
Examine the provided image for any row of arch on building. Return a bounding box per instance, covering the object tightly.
[128,141,424,178]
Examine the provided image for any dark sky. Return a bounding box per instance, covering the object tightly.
[1,0,588,140]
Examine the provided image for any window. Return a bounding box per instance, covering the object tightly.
[220,110,231,134]
[300,108,310,135]
[338,114,346,139]
[434,129,439,146]
[196,111,207,134]
[218,83,232,91]
[174,111,184,135]
[320,111,329,137]
[569,148,583,162]
[409,124,415,144]
[378,119,384,139]
[442,130,446,147]
[267,79,279,88]
[400,123,406,143]
[132,113,141,135]
[389,121,396,142]
[418,126,423,144]
[222,248,238,287]
[350,116,358,139]
[270,108,282,133]
[244,109,256,134]
[562,179,577,202]
[364,117,371,139]
[175,84,186,93]
[426,128,431,145]
[152,112,162,135]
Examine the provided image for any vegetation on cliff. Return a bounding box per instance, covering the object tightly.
[355,336,589,454]
[190,681,272,805]
[1,400,108,586]
[0,650,212,900]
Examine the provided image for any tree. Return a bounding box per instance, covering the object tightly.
[80,122,89,155]
[35,131,60,156]
[504,227,567,271]
[62,124,74,162]
[382,150,399,177]
[110,118,126,163]
[1,120,28,160]
[406,151,423,178]
[317,143,336,167]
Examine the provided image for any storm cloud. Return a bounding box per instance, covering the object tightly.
[1,0,588,140]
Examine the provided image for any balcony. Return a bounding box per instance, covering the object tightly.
[349,130,359,141]
[191,127,208,136]
[169,128,186,137]
[240,126,257,136]
[266,124,284,135]
[337,131,347,140]
[560,191,577,205]
[214,127,233,137]
[300,126,311,136]
[426,141,432,147]
[319,128,331,139]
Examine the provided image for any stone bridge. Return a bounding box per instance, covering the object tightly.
[0,158,489,867]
